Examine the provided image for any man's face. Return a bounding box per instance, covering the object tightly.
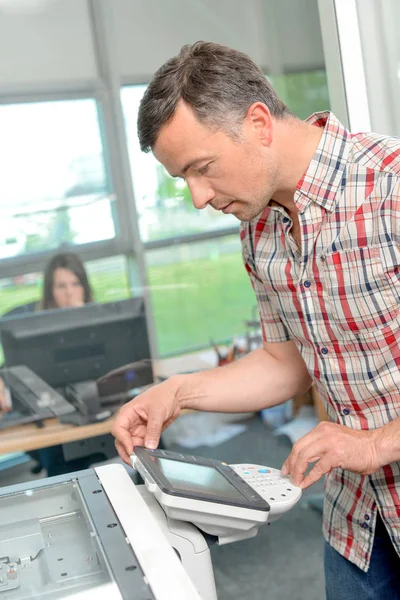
[152,102,277,222]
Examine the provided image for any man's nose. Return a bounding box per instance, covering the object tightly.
[188,180,215,210]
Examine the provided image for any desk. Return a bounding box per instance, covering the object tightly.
[0,352,215,456]
[0,415,117,455]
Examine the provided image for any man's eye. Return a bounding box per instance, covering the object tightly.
[198,164,210,175]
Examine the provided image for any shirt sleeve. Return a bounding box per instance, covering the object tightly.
[242,239,292,344]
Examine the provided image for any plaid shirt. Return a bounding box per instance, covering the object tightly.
[240,111,400,572]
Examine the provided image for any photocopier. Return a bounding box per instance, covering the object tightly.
[0,446,303,599]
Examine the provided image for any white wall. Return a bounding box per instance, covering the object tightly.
[0,0,97,88]
[113,0,325,81]
[0,0,325,92]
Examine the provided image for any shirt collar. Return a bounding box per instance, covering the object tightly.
[294,111,350,213]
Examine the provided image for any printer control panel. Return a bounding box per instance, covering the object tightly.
[230,464,302,521]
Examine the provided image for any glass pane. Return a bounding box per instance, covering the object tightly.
[0,99,116,260]
[121,85,238,243]
[356,0,400,136]
[86,255,131,304]
[0,255,130,318]
[146,236,255,355]
[269,70,330,119]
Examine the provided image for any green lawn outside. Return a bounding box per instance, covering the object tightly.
[148,251,255,355]
[0,251,255,356]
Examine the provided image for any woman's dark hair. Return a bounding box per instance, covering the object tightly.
[40,252,93,310]
[138,41,292,152]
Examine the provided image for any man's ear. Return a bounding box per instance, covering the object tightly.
[246,102,273,147]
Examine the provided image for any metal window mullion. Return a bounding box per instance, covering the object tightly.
[0,239,124,280]
[87,27,136,250]
[317,0,349,128]
[143,226,240,251]
[0,81,103,105]
[88,0,159,360]
[333,0,371,132]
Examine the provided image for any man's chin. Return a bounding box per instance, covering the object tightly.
[217,201,261,222]
[230,206,259,223]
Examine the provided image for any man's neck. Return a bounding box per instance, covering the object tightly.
[270,118,324,215]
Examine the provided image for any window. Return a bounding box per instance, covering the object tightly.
[269,70,330,119]
[145,236,254,355]
[0,255,130,318]
[0,99,116,260]
[121,86,238,243]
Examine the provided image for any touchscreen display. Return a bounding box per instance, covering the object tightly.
[150,456,246,500]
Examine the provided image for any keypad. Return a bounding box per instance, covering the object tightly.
[231,465,294,498]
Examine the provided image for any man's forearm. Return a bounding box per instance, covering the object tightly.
[174,346,312,413]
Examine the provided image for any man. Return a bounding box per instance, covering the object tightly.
[112,42,400,599]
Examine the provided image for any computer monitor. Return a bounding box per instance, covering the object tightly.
[0,298,154,394]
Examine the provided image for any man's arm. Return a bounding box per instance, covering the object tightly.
[112,340,312,461]
[176,340,312,413]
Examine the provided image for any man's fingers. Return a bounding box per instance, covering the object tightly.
[281,429,323,476]
[283,437,327,486]
[114,440,131,465]
[111,413,136,458]
[281,460,289,477]
[144,409,164,450]
[300,456,333,489]
[290,455,313,487]
[115,432,150,464]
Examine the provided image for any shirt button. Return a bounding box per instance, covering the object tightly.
[361,523,369,529]
[320,255,326,262]
[282,217,290,224]
[321,347,329,355]
[364,514,370,521]
[342,408,350,416]
[304,280,311,288]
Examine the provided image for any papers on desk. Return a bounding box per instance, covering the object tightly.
[162,412,249,449]
[274,406,319,444]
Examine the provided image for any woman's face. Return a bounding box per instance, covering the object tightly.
[52,267,85,308]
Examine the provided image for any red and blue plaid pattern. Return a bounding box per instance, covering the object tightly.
[240,111,400,571]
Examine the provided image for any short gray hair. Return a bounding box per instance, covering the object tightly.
[137,41,291,152]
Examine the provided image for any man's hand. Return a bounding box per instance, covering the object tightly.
[111,376,184,464]
[281,421,381,489]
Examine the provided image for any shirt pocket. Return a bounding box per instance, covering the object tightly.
[321,245,400,334]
